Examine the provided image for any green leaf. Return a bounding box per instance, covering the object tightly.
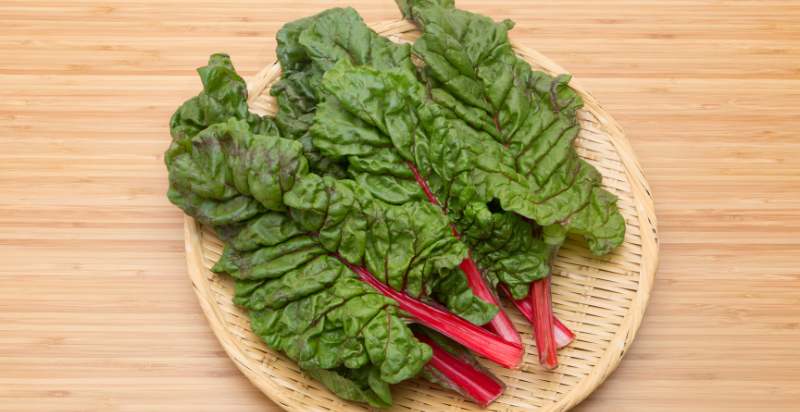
[402,1,625,255]
[216,212,305,252]
[212,237,326,280]
[283,174,468,298]
[249,271,432,386]
[169,53,278,142]
[304,366,393,408]
[270,8,413,178]
[432,269,498,325]
[313,63,553,296]
[165,100,472,406]
[458,203,552,299]
[166,187,263,227]
[165,118,309,223]
[395,0,454,19]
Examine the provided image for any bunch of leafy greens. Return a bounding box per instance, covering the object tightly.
[165,1,625,407]
[167,54,514,407]
[271,2,624,301]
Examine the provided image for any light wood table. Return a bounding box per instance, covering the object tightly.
[2,1,798,411]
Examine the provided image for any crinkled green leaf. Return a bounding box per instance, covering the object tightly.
[275,16,315,72]
[215,212,305,252]
[297,8,413,74]
[402,1,624,255]
[395,0,454,19]
[432,269,497,325]
[284,174,467,298]
[313,62,552,296]
[231,254,342,310]
[305,366,393,408]
[212,236,326,280]
[270,8,413,178]
[458,203,552,298]
[170,53,278,142]
[166,187,263,227]
[271,9,499,314]
[165,118,309,225]
[164,89,476,406]
[248,271,431,386]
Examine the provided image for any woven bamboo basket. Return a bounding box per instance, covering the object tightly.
[182,19,658,412]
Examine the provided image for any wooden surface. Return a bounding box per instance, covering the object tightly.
[1,1,798,411]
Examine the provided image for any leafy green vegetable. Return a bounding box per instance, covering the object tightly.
[170,54,279,142]
[305,366,393,408]
[168,115,471,296]
[312,61,556,297]
[165,0,627,404]
[165,105,499,403]
[264,4,553,301]
[245,267,430,386]
[432,268,498,325]
[270,7,414,178]
[400,0,625,255]
[269,9,503,313]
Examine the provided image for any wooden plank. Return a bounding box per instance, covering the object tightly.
[0,1,798,411]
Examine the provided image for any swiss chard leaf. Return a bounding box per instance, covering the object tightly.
[170,54,279,142]
[246,264,431,388]
[458,203,552,298]
[168,117,468,298]
[165,111,487,403]
[304,366,393,408]
[401,0,625,255]
[270,7,414,178]
[165,118,309,225]
[219,217,433,389]
[432,268,498,325]
[271,10,509,308]
[286,174,468,299]
[313,62,554,297]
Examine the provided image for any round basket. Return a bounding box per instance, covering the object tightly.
[182,19,658,412]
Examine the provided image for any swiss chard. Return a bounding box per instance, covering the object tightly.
[270,7,415,178]
[166,0,626,404]
[312,62,556,299]
[165,96,521,405]
[272,7,523,343]
[399,0,625,255]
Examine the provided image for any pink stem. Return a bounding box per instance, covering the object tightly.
[340,258,524,369]
[408,161,522,346]
[531,277,558,369]
[415,332,505,407]
[499,284,575,349]
[407,161,444,207]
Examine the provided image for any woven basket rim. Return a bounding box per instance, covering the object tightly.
[183,18,658,412]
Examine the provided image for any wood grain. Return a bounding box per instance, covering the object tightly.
[1,1,798,411]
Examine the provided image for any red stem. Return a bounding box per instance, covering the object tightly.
[530,277,558,369]
[407,161,443,207]
[408,161,522,346]
[415,332,505,407]
[499,284,575,349]
[340,258,524,369]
